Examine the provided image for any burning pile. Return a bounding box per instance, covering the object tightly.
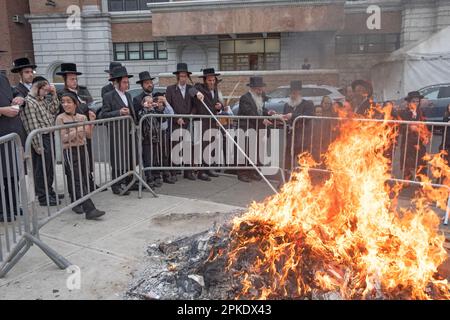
[128,117,449,300]
[225,118,450,300]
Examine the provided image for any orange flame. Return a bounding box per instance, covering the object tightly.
[227,117,449,300]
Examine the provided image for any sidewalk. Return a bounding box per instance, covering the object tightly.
[0,176,274,300]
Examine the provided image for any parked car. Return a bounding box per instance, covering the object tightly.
[231,84,345,115]
[394,83,450,122]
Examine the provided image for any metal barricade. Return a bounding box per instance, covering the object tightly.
[137,114,288,196]
[24,116,154,228]
[290,115,450,225]
[0,133,70,277]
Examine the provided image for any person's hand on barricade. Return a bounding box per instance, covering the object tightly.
[120,107,130,116]
[282,113,293,121]
[263,119,273,127]
[0,106,20,118]
[267,110,277,116]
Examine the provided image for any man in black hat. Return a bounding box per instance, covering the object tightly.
[101,62,122,99]
[237,76,272,183]
[10,57,36,111]
[165,63,204,181]
[100,66,137,195]
[351,79,374,116]
[398,91,428,180]
[278,81,315,170]
[192,68,224,181]
[132,71,161,187]
[0,73,26,222]
[56,63,99,200]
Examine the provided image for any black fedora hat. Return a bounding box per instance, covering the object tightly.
[405,91,424,102]
[173,63,192,75]
[105,62,122,74]
[199,68,220,78]
[247,76,266,88]
[11,57,37,73]
[290,80,302,91]
[351,79,373,97]
[109,66,133,81]
[136,71,155,84]
[56,63,82,76]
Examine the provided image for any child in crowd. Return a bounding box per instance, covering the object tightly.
[55,91,105,220]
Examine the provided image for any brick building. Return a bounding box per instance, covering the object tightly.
[0,0,34,84]
[2,0,449,99]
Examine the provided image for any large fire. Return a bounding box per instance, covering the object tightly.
[226,117,450,300]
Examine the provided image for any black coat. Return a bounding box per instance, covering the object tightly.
[0,74,26,175]
[100,89,137,171]
[12,83,30,99]
[398,107,427,175]
[101,83,114,100]
[165,84,196,129]
[132,90,153,120]
[192,83,222,116]
[283,99,315,155]
[237,92,269,130]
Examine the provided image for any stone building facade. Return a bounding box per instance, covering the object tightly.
[1,0,449,99]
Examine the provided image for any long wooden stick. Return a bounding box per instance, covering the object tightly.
[226,80,241,107]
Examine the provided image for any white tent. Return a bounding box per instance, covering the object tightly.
[371,26,450,101]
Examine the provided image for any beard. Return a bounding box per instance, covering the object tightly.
[287,96,302,107]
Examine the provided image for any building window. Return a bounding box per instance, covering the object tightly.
[219,38,281,71]
[113,42,168,61]
[336,33,400,54]
[108,0,169,11]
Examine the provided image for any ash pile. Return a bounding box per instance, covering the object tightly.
[126,223,239,300]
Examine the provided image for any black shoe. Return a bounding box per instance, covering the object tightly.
[128,182,140,191]
[86,209,106,220]
[163,175,176,184]
[72,205,84,215]
[238,175,251,183]
[198,172,212,181]
[207,170,219,177]
[153,177,163,188]
[39,197,59,206]
[250,173,263,181]
[184,172,196,181]
[111,186,130,196]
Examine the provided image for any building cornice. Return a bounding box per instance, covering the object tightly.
[147,0,346,12]
[344,0,402,13]
[110,11,152,23]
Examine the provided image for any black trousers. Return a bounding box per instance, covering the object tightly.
[31,134,55,202]
[109,129,134,189]
[64,147,96,213]
[0,177,19,219]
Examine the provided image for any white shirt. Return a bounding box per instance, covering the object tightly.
[22,82,32,91]
[115,88,128,107]
[178,84,186,99]
[210,90,215,99]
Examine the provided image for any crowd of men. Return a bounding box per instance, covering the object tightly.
[0,57,436,222]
